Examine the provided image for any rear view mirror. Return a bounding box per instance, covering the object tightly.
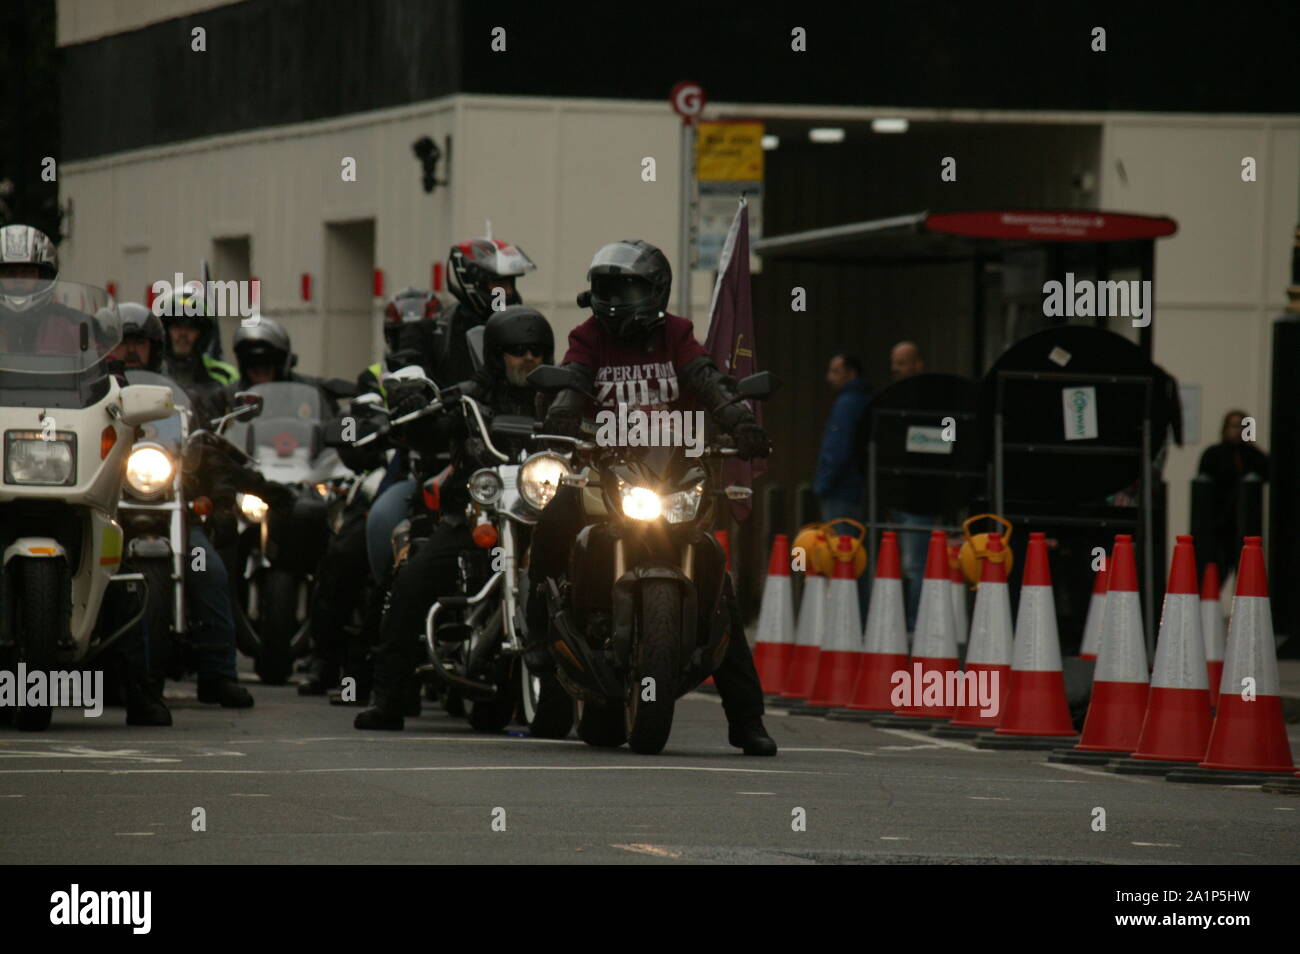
[119,384,175,427]
[526,365,591,397]
[232,391,264,421]
[736,371,779,400]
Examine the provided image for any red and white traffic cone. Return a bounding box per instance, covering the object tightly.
[1060,534,1148,763]
[1078,565,1109,661]
[874,530,959,726]
[751,534,794,695]
[778,570,826,705]
[830,531,909,720]
[949,544,969,648]
[982,532,1079,750]
[1168,537,1296,783]
[1111,535,1211,774]
[796,534,863,711]
[936,532,1013,737]
[1200,562,1225,708]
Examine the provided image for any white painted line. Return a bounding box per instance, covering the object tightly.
[737,791,776,795]
[229,793,269,797]
[967,796,1010,801]
[879,744,945,751]
[1131,841,1181,848]
[873,727,987,753]
[880,836,910,841]
[1274,807,1295,812]
[0,764,825,777]
[612,843,682,859]
[1041,761,1151,783]
[0,794,23,798]
[115,832,155,837]
[782,747,878,757]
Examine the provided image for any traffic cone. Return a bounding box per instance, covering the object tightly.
[778,570,826,704]
[873,530,959,726]
[1168,537,1296,783]
[828,531,909,720]
[796,534,864,711]
[949,544,969,648]
[1200,562,1225,707]
[981,532,1078,750]
[1111,536,1211,775]
[751,534,794,695]
[1078,565,1109,660]
[1059,534,1148,762]
[936,532,1013,737]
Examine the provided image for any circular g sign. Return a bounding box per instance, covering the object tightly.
[669,81,706,123]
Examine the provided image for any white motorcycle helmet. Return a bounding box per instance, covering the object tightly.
[0,224,59,312]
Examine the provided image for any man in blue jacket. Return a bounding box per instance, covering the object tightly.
[814,353,872,615]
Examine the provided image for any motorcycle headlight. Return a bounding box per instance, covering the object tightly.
[125,444,174,498]
[620,485,662,521]
[518,452,569,511]
[662,482,706,524]
[238,492,268,523]
[4,430,76,486]
[468,468,504,506]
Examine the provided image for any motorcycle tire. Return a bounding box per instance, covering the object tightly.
[521,657,574,739]
[253,569,299,685]
[577,699,626,748]
[11,559,64,731]
[136,557,177,681]
[625,579,680,755]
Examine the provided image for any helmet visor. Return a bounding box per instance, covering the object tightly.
[591,274,655,311]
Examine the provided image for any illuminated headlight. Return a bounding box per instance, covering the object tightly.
[620,486,662,521]
[4,431,75,486]
[125,444,174,497]
[518,452,569,511]
[468,468,504,506]
[662,482,705,524]
[238,492,268,523]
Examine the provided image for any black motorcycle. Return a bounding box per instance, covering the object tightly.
[526,366,777,754]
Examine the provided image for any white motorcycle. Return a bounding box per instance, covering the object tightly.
[0,282,174,730]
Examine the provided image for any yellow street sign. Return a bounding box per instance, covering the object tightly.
[697,122,764,182]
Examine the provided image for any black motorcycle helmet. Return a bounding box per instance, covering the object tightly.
[117,301,165,372]
[156,284,219,360]
[483,306,554,376]
[586,239,672,341]
[232,316,294,380]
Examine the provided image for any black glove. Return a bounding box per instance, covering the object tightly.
[733,422,771,460]
[543,407,583,438]
[387,380,435,419]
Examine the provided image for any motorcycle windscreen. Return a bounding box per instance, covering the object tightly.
[0,281,122,374]
[233,381,333,480]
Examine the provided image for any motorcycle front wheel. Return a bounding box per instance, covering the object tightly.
[9,558,65,731]
[253,569,299,685]
[625,579,681,755]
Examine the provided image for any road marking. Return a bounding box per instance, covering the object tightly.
[880,836,910,841]
[612,844,682,859]
[737,791,775,795]
[0,765,824,776]
[1131,841,1180,848]
[1275,807,1295,812]
[0,747,180,763]
[967,796,1010,801]
[115,832,155,837]
[1041,761,1151,783]
[873,727,986,752]
[879,744,945,751]
[783,747,878,757]
[229,793,269,797]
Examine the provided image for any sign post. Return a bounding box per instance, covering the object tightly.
[669,81,705,319]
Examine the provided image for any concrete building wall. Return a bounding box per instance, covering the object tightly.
[1098,116,1300,556]
[57,0,241,46]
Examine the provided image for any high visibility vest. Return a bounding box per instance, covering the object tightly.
[368,362,387,406]
[204,355,239,385]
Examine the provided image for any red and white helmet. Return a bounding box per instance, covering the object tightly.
[447,235,535,319]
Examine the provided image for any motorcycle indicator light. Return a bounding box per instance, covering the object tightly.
[620,485,662,521]
[192,495,214,517]
[5,429,76,486]
[125,443,174,497]
[468,468,504,505]
[238,492,269,523]
[472,522,499,549]
[100,425,117,459]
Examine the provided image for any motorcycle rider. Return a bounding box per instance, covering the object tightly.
[107,302,255,713]
[354,305,554,730]
[0,225,88,353]
[525,239,777,756]
[156,283,238,418]
[365,240,535,584]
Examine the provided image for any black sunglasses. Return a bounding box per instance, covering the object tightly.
[502,344,543,357]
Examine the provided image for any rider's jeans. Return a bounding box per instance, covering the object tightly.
[186,526,239,681]
[366,479,418,582]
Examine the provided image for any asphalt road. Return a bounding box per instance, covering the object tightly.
[1,676,1297,865]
